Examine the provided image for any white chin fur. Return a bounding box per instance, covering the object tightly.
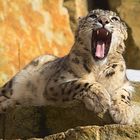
[95,57,107,65]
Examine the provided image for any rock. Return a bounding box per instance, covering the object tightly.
[45,125,140,140]
[108,0,140,69]
[28,138,43,140]
[64,0,88,33]
[100,124,140,140]
[0,0,72,86]
[0,101,113,139]
[132,82,140,102]
[2,124,140,139]
[3,107,46,139]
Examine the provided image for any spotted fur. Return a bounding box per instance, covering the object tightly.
[0,9,134,124]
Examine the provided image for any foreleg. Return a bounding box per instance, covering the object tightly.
[109,82,134,124]
[74,82,111,113]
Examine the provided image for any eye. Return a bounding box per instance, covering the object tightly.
[89,14,97,19]
[111,16,120,21]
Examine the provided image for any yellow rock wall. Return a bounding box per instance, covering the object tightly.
[113,0,140,47]
[64,0,88,33]
[108,0,140,69]
[0,0,87,86]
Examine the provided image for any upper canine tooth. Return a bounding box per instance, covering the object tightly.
[97,30,99,35]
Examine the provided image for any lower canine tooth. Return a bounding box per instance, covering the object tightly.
[106,32,109,35]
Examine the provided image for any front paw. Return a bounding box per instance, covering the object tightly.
[83,89,111,114]
[109,101,134,124]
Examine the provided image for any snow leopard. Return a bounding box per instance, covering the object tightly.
[0,9,134,124]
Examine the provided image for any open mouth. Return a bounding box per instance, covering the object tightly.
[91,28,112,61]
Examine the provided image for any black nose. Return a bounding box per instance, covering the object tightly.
[98,17,109,25]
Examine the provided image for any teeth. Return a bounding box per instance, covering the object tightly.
[97,30,99,35]
[106,32,109,36]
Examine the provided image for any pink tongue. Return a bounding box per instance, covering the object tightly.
[95,42,105,58]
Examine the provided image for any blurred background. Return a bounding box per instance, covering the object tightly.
[0,0,140,86]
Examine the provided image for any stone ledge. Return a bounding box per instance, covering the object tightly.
[0,101,113,139]
[0,100,140,139]
[44,124,140,140]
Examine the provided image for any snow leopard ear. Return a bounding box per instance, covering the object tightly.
[117,42,126,54]
[124,30,128,40]
[78,16,84,24]
[122,22,128,40]
[77,16,86,28]
[78,16,83,20]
